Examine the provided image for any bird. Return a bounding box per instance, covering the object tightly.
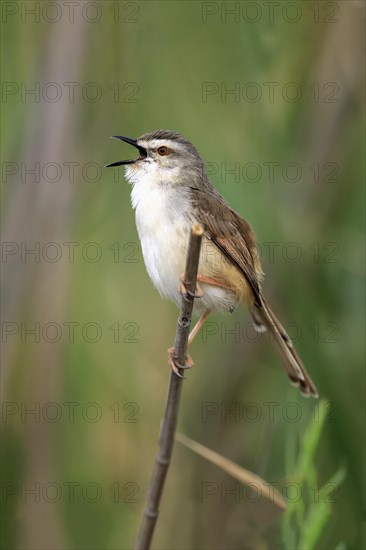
[107,129,318,397]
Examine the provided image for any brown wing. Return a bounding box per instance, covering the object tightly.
[189,187,262,307]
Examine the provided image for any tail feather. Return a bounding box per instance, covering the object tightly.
[251,298,318,398]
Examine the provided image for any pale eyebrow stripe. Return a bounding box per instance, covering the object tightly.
[138,139,185,152]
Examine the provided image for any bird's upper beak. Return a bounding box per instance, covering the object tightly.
[105,136,147,167]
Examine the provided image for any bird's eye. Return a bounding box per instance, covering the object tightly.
[157,146,169,156]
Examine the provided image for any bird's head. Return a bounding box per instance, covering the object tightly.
[106,129,205,186]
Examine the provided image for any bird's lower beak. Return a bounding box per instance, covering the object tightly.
[106,136,147,167]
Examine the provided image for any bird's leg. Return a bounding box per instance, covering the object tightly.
[167,310,210,376]
[169,275,231,377]
[169,273,203,376]
[188,309,211,345]
[169,272,202,377]
[187,273,236,346]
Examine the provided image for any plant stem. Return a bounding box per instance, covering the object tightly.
[134,223,204,550]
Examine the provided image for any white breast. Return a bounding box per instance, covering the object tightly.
[130,171,190,306]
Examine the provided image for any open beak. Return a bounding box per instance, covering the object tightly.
[105,136,147,167]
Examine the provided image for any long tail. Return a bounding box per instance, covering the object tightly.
[251,297,318,398]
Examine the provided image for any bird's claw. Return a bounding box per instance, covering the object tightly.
[178,276,204,301]
[167,347,194,377]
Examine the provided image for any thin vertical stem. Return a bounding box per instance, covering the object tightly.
[134,223,204,550]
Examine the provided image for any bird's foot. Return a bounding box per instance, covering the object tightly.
[178,274,204,300]
[167,347,194,378]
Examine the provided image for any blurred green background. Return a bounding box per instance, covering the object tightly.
[1,1,364,549]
